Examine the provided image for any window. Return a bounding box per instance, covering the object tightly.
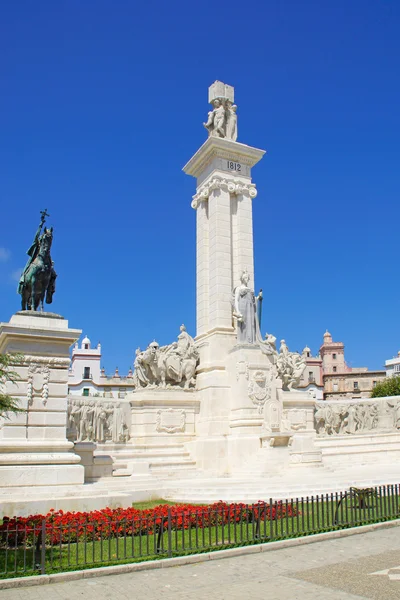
[395,365,400,373]
[353,381,359,390]
[83,367,91,379]
[373,381,377,388]
[119,388,126,399]
[333,366,337,373]
[82,388,89,397]
[84,344,89,349]
[333,383,338,392]
[306,352,310,357]
[333,353,337,359]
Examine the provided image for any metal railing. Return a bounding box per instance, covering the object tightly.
[1,484,399,579]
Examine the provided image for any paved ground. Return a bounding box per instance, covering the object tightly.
[2,526,400,599]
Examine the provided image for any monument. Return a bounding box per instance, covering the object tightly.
[0,214,84,506]
[2,81,400,517]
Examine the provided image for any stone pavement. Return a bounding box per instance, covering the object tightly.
[1,526,400,600]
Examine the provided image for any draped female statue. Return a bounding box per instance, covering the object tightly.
[232,270,261,344]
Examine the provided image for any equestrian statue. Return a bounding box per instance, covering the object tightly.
[18,209,57,311]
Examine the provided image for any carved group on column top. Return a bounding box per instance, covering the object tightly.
[203,81,238,142]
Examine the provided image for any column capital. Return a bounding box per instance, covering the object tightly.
[191,176,258,209]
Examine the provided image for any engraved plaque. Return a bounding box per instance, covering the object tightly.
[156,409,186,434]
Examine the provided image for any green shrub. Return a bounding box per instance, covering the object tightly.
[0,353,24,415]
[370,375,400,398]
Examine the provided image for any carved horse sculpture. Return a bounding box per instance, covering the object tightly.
[20,227,55,311]
[158,350,198,389]
[138,345,198,389]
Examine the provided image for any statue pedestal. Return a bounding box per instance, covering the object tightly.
[0,311,84,488]
[281,391,322,467]
[129,387,200,445]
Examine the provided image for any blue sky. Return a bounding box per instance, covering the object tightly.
[1,0,399,373]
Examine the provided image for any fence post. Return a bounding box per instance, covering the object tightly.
[40,520,46,575]
[167,508,172,558]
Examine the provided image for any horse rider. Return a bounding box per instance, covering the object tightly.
[18,211,47,295]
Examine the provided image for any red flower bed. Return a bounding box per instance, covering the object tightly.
[0,501,297,547]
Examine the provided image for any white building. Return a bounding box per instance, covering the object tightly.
[385,351,400,377]
[68,335,135,399]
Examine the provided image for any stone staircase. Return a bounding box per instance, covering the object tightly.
[95,442,197,479]
[161,462,400,504]
[232,446,290,477]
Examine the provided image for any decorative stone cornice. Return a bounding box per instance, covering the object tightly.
[191,176,257,209]
[183,136,266,179]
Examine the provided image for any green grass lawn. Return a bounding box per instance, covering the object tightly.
[1,493,399,579]
[131,499,180,510]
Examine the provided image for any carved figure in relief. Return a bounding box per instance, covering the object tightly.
[111,402,128,443]
[395,401,400,428]
[94,402,111,443]
[132,326,199,389]
[68,398,129,443]
[78,400,95,441]
[133,347,150,388]
[315,401,385,436]
[275,340,307,391]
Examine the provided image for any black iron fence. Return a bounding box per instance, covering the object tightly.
[1,484,399,579]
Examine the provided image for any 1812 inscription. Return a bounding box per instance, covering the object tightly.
[227,160,241,172]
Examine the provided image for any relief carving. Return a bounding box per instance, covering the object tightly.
[314,399,396,435]
[27,363,51,406]
[156,408,186,434]
[248,369,272,414]
[68,398,130,443]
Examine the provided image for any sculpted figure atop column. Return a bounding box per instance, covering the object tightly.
[203,81,238,141]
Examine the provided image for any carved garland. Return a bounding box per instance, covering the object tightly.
[27,363,51,406]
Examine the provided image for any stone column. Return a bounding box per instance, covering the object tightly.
[0,311,84,489]
[208,181,233,331]
[196,201,209,336]
[183,137,266,473]
[234,187,257,286]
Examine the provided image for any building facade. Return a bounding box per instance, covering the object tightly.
[68,336,135,399]
[297,345,324,399]
[385,351,400,378]
[320,331,385,399]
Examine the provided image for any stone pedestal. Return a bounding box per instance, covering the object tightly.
[129,388,200,445]
[74,442,113,481]
[281,391,322,467]
[0,311,84,487]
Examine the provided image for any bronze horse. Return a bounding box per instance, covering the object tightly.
[20,227,56,311]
